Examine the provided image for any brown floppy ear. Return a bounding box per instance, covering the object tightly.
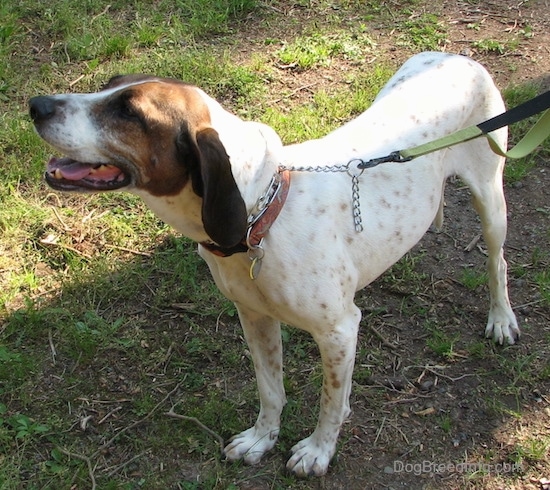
[193,128,247,248]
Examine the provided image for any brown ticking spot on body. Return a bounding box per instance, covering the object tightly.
[331,377,341,389]
[380,197,391,209]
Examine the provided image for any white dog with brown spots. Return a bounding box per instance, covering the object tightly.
[29,52,519,476]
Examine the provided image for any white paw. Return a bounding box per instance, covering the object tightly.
[286,436,334,477]
[485,306,520,345]
[224,426,279,465]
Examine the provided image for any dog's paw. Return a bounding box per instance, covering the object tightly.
[286,436,334,477]
[224,426,279,465]
[485,307,520,345]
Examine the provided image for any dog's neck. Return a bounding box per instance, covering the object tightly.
[133,185,209,242]
[199,90,284,212]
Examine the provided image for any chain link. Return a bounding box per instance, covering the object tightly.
[278,161,364,232]
[278,163,351,174]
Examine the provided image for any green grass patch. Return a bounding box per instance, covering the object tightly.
[472,38,518,55]
[264,90,357,142]
[397,13,447,50]
[511,437,550,465]
[425,325,460,359]
[460,267,488,291]
[276,31,376,70]
[261,65,391,142]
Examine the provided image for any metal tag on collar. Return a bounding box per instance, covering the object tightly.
[246,229,264,280]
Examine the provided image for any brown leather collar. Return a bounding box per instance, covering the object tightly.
[201,169,291,257]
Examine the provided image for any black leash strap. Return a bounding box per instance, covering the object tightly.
[357,90,550,169]
[478,90,550,133]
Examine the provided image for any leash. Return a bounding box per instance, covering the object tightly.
[357,90,550,169]
[283,90,550,235]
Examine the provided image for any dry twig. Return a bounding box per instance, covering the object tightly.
[165,408,225,452]
[56,447,97,490]
[367,323,398,350]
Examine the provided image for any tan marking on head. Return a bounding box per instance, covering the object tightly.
[94,78,212,197]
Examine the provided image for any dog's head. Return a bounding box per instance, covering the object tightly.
[29,75,248,248]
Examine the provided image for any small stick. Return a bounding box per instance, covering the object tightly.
[97,382,182,453]
[464,233,481,252]
[48,329,57,365]
[104,450,150,478]
[373,416,386,445]
[97,406,123,425]
[56,447,97,490]
[269,83,318,104]
[52,206,71,231]
[69,74,85,87]
[91,4,111,23]
[39,238,92,259]
[165,408,225,452]
[367,324,398,350]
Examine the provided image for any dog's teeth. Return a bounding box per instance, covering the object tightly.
[54,168,63,179]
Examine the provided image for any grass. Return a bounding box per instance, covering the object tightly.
[460,267,488,291]
[0,0,549,488]
[263,66,390,142]
[397,13,448,50]
[276,30,376,70]
[425,324,460,359]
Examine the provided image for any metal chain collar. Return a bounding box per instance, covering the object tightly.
[278,160,365,232]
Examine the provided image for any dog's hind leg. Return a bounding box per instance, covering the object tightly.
[223,305,286,465]
[467,153,520,345]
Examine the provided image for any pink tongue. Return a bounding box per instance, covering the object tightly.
[58,162,95,181]
[51,160,123,181]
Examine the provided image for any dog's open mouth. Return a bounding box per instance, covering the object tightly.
[45,157,132,191]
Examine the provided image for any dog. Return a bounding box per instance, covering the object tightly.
[29,51,519,476]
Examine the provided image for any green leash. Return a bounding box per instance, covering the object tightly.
[358,90,550,169]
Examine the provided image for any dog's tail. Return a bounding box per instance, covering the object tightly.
[432,181,446,231]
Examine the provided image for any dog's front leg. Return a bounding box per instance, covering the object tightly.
[286,306,360,477]
[224,304,286,465]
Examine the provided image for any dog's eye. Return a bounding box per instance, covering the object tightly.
[120,102,140,121]
[115,92,141,122]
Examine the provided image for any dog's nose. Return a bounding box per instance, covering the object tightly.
[29,96,58,122]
